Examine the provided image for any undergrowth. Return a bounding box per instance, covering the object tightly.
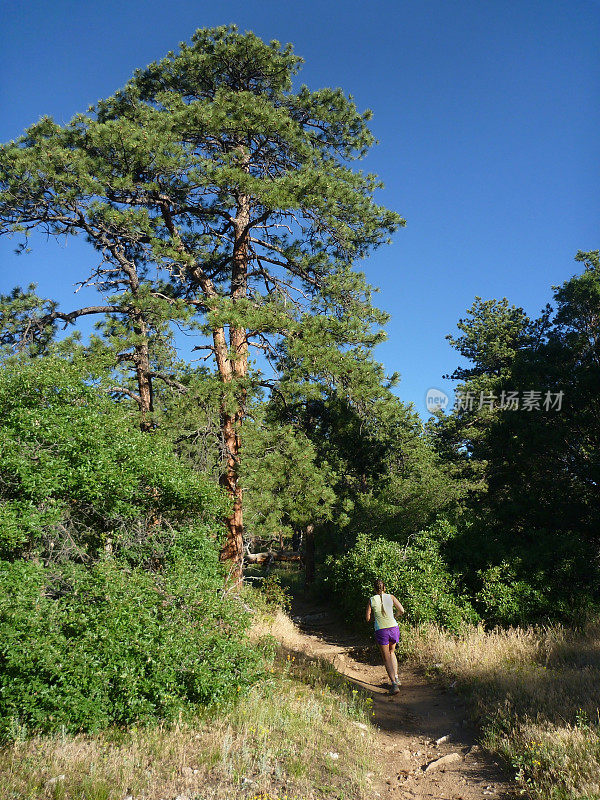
[406,618,600,799]
[0,603,375,800]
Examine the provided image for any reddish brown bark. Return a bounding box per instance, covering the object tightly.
[304,523,315,587]
[217,171,250,585]
[218,410,244,582]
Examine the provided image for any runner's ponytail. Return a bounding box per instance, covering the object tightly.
[374,578,387,618]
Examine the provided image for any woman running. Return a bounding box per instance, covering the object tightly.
[365,578,405,694]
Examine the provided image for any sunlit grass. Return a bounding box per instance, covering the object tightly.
[406,617,600,799]
[0,621,374,800]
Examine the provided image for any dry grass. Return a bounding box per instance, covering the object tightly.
[405,618,600,799]
[0,624,374,800]
[249,609,301,650]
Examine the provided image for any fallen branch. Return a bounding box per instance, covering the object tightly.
[244,550,302,564]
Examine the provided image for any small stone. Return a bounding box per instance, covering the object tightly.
[435,734,452,745]
[423,752,462,773]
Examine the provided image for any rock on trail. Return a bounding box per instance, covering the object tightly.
[274,603,517,800]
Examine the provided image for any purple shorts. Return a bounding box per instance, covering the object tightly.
[374,625,400,646]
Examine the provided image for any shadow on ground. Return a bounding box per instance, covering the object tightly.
[279,594,518,799]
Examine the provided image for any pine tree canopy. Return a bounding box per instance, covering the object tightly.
[0,24,404,396]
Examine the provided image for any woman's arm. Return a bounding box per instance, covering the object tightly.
[365,600,372,623]
[391,595,405,615]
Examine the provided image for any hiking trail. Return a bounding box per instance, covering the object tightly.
[274,599,517,800]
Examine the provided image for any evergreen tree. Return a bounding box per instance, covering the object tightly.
[432,251,600,621]
[0,26,403,581]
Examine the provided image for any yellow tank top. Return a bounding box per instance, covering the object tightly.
[370,593,396,630]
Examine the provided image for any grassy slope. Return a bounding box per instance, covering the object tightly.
[0,604,375,800]
[404,619,600,800]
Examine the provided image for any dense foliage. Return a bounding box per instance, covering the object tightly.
[0,357,225,561]
[428,250,600,624]
[0,358,265,740]
[325,522,478,631]
[0,534,264,741]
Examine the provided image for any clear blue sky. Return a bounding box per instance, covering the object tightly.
[0,0,598,416]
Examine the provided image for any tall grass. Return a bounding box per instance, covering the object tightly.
[405,618,600,799]
[0,622,374,800]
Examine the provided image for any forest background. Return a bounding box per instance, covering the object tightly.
[0,5,598,799]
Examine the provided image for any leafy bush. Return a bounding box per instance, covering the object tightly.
[0,357,226,559]
[259,574,293,612]
[475,561,549,625]
[0,529,264,741]
[0,359,266,740]
[474,553,597,626]
[325,521,479,631]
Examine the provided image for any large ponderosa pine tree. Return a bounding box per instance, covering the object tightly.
[0,26,404,582]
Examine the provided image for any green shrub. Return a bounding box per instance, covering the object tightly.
[0,531,264,741]
[259,574,293,612]
[474,557,596,626]
[0,357,226,560]
[475,561,548,625]
[325,521,479,631]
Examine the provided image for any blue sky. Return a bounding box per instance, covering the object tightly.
[0,0,598,416]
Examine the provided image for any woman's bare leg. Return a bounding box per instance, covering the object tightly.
[378,644,396,682]
[389,643,399,682]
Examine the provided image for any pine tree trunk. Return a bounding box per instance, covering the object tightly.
[304,523,315,587]
[124,257,154,432]
[219,410,244,582]
[133,336,154,432]
[218,172,250,586]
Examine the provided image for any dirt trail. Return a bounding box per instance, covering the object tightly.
[281,601,517,800]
